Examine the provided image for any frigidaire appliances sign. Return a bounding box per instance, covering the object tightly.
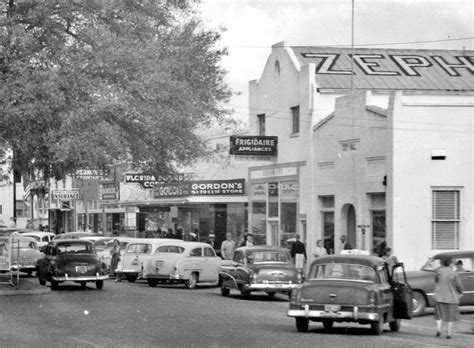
[229,136,278,156]
[153,179,245,198]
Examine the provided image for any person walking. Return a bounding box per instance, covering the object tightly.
[340,235,353,252]
[110,239,122,282]
[313,239,327,258]
[220,232,236,260]
[291,235,307,269]
[245,234,255,247]
[434,256,464,339]
[381,247,398,273]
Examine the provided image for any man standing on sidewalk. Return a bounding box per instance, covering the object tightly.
[220,232,236,260]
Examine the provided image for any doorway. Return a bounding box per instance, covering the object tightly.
[341,204,357,249]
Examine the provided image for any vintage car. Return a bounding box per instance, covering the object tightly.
[10,235,44,276]
[406,250,474,316]
[219,246,304,299]
[143,241,223,288]
[53,232,100,240]
[36,239,108,290]
[117,238,183,283]
[287,254,413,335]
[22,231,56,248]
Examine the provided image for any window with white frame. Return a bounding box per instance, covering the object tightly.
[291,106,300,134]
[432,190,460,249]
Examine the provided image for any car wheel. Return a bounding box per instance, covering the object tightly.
[51,280,59,290]
[221,284,230,296]
[389,319,401,332]
[266,292,275,298]
[148,279,158,288]
[26,270,33,277]
[295,317,309,332]
[412,291,426,317]
[241,289,251,299]
[126,275,137,283]
[323,321,334,330]
[80,281,87,289]
[370,317,384,335]
[96,280,104,290]
[38,277,46,286]
[185,273,198,289]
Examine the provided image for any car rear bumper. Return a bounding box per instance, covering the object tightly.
[52,274,109,281]
[245,283,300,292]
[288,305,380,322]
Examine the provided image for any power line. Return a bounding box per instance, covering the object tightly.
[222,37,474,49]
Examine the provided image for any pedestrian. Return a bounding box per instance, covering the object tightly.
[239,234,248,247]
[381,247,398,273]
[220,232,236,260]
[340,235,352,251]
[434,256,464,339]
[313,239,327,258]
[290,235,307,267]
[454,260,465,272]
[245,234,255,247]
[110,239,122,282]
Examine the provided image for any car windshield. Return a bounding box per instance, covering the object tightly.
[156,245,185,253]
[126,243,152,254]
[247,251,290,264]
[57,243,94,254]
[308,263,377,283]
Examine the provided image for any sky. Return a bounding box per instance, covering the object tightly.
[197,0,474,123]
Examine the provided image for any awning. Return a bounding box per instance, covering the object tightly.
[184,196,248,204]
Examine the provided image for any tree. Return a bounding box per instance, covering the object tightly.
[0,0,232,181]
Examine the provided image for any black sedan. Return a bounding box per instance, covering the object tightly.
[36,239,108,290]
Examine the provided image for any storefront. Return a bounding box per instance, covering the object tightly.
[248,162,305,247]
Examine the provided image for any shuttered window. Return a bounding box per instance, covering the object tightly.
[432,190,460,249]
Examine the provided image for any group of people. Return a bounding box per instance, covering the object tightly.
[220,232,255,260]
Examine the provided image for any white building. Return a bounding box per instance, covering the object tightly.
[248,42,473,270]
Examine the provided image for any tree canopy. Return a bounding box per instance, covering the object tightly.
[0,0,232,181]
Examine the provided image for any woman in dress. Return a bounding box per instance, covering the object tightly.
[313,239,327,258]
[434,256,464,339]
[109,239,122,282]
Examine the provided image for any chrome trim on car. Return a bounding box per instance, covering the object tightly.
[52,275,108,281]
[287,309,379,321]
[245,283,299,291]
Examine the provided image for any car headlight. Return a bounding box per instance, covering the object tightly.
[248,270,256,283]
[368,290,376,305]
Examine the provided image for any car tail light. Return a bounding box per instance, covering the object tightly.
[248,270,255,283]
[297,271,303,283]
[290,289,300,302]
[368,291,376,305]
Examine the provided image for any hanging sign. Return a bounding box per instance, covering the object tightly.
[230,136,278,156]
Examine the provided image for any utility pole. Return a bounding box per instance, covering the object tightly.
[12,150,17,227]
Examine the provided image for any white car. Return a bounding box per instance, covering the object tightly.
[143,241,223,289]
[22,231,56,248]
[93,237,139,273]
[118,238,185,283]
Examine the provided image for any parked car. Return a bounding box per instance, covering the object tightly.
[36,239,108,290]
[219,246,304,299]
[53,232,100,240]
[118,238,183,283]
[143,241,223,288]
[405,250,474,317]
[10,235,44,276]
[22,231,56,248]
[287,254,413,335]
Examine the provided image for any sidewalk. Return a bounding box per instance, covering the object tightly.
[0,276,50,296]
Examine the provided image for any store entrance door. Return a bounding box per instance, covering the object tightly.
[269,221,279,247]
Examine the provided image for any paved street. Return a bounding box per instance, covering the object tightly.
[0,279,473,347]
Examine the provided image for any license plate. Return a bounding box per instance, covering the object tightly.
[324,304,341,312]
[274,283,283,288]
[76,266,87,273]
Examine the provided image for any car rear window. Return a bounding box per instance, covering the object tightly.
[247,251,290,264]
[57,243,94,254]
[156,245,185,253]
[126,243,152,254]
[309,263,376,283]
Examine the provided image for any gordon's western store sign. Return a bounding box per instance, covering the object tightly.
[153,179,245,198]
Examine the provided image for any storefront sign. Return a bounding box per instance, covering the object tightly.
[125,173,189,189]
[100,182,119,200]
[73,168,110,180]
[51,190,81,200]
[250,166,297,180]
[229,136,278,156]
[153,179,246,198]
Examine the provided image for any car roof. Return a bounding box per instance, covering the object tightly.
[127,238,186,245]
[431,250,474,259]
[22,232,55,237]
[236,246,290,253]
[12,235,37,242]
[53,232,100,239]
[311,254,385,268]
[52,239,94,245]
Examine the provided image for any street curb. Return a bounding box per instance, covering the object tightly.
[0,279,51,296]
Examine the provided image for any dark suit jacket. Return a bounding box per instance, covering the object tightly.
[291,240,307,259]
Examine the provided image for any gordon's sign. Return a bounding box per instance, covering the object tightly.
[153,179,245,198]
[230,136,278,156]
